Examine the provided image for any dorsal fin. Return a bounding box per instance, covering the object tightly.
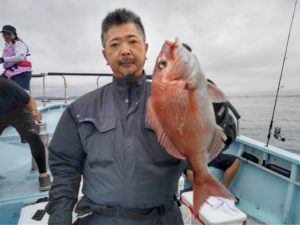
[207,82,228,103]
[208,125,227,162]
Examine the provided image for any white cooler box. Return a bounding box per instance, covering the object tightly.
[181,191,247,225]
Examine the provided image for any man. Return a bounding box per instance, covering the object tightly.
[46,8,185,225]
[0,77,51,190]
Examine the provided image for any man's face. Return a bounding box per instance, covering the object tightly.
[102,23,148,81]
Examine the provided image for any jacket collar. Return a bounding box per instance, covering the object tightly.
[112,72,147,102]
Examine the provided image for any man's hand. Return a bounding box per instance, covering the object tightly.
[186,169,194,184]
[32,110,42,123]
[0,57,4,64]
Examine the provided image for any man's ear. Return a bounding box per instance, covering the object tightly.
[102,49,109,65]
[145,42,149,54]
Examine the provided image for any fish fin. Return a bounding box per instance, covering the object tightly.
[207,82,228,103]
[208,126,227,162]
[193,173,235,216]
[146,96,185,159]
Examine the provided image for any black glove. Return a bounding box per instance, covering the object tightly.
[0,57,4,64]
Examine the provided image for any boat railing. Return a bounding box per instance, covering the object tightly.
[31,72,111,106]
[30,72,240,134]
[31,72,153,106]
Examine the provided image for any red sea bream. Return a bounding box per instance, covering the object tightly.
[146,38,235,215]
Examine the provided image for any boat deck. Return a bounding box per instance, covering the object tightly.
[1,103,299,224]
[1,173,265,225]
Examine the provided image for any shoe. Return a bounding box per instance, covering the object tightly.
[39,175,51,191]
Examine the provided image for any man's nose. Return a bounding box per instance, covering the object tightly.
[120,43,131,56]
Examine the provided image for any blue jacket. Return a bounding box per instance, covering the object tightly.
[47,74,186,225]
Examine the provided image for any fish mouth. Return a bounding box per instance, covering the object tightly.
[164,38,181,52]
[159,38,194,82]
[164,38,191,60]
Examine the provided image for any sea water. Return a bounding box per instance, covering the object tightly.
[230,95,300,154]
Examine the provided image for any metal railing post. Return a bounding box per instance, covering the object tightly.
[59,75,68,104]
[31,72,120,105]
[42,73,47,106]
[97,75,102,88]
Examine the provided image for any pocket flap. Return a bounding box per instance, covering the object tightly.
[79,118,116,133]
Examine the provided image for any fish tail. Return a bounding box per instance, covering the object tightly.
[193,173,235,216]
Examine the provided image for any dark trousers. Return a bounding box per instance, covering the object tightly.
[10,71,32,91]
[0,107,47,173]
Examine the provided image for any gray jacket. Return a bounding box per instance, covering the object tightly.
[46,74,186,225]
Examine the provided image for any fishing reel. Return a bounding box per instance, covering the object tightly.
[273,127,285,142]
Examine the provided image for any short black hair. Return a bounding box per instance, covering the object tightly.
[101,8,146,47]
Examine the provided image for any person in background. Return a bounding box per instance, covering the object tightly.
[0,25,36,143]
[0,77,51,191]
[183,79,240,201]
[0,25,32,90]
[206,79,240,189]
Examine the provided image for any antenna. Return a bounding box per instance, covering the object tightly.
[266,0,298,147]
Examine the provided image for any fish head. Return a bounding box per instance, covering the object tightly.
[153,38,202,87]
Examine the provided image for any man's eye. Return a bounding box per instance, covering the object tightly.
[110,43,119,48]
[129,40,137,45]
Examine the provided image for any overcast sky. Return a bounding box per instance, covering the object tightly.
[1,0,299,96]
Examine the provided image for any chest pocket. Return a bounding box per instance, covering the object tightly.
[78,118,117,168]
[144,122,179,166]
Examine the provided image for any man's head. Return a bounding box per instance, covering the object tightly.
[1,25,17,43]
[101,8,148,81]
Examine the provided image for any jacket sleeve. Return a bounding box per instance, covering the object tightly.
[3,41,27,63]
[0,78,30,104]
[46,106,85,225]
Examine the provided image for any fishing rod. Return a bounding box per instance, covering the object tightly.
[266,0,298,147]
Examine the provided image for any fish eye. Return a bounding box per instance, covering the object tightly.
[158,58,168,70]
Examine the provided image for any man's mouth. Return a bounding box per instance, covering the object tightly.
[118,58,136,66]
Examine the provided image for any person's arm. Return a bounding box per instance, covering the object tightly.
[46,106,85,225]
[3,78,41,122]
[1,77,30,105]
[2,41,27,63]
[26,96,42,123]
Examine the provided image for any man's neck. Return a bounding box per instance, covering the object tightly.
[115,70,144,81]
